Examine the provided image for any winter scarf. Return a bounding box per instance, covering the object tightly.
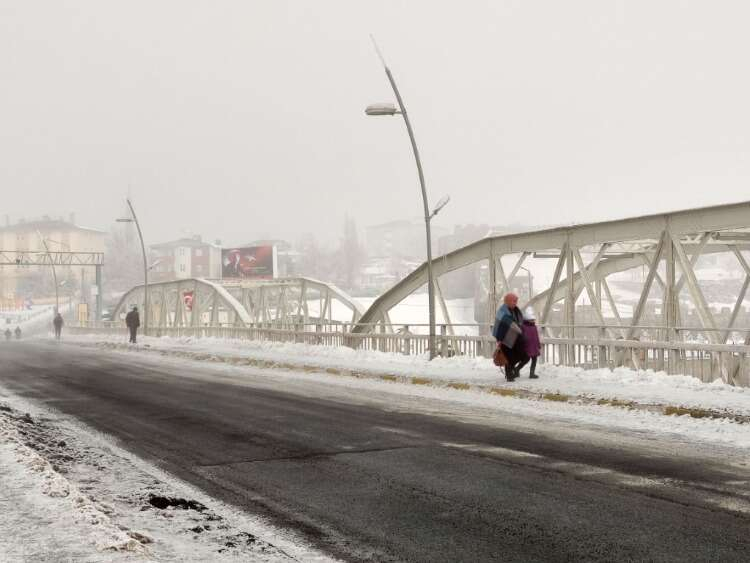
[492,304,523,348]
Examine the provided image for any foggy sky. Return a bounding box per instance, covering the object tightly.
[2,1,750,248]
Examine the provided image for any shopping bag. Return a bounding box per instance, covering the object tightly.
[493,344,507,367]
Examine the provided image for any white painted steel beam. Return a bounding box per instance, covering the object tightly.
[354,200,750,333]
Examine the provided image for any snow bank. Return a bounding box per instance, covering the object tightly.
[66,333,750,417]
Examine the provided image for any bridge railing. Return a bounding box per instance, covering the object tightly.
[67,321,750,386]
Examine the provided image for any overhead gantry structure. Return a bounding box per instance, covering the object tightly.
[352,200,750,347]
[113,277,364,329]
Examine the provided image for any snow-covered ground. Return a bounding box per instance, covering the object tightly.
[2,303,75,338]
[0,387,336,562]
[6,331,750,560]
[355,294,479,335]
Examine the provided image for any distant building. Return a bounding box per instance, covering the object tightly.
[437,224,493,255]
[360,256,421,295]
[438,223,544,300]
[150,236,222,282]
[0,215,105,302]
[365,219,448,261]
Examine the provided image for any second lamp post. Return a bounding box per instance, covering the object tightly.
[117,198,149,335]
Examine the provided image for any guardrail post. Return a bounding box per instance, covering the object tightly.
[402,325,411,355]
[598,327,606,369]
[440,324,447,357]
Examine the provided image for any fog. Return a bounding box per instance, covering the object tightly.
[2,1,750,246]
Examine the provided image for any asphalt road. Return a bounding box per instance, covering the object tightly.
[2,341,750,562]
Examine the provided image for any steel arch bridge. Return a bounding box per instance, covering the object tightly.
[113,277,364,329]
[352,199,750,347]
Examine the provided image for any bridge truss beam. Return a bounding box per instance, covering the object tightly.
[353,200,750,382]
[113,277,365,331]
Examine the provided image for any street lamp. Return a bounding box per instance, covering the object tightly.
[36,230,59,313]
[59,280,74,312]
[365,38,448,359]
[518,266,533,301]
[117,198,149,335]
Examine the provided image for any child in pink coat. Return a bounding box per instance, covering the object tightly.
[521,307,541,379]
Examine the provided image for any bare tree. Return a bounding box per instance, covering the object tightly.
[338,215,364,291]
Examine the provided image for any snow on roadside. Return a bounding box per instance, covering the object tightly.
[52,334,750,450]
[0,390,337,562]
[66,333,750,417]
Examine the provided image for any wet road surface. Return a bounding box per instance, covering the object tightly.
[1,341,750,562]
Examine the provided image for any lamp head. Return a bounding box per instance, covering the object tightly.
[365,103,399,116]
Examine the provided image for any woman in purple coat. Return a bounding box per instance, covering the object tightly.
[518,307,541,379]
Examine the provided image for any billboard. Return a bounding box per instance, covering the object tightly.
[221,246,277,279]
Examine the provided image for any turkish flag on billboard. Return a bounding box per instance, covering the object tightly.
[221,246,276,279]
[183,291,193,311]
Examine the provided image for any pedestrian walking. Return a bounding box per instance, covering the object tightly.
[125,306,140,344]
[516,307,541,379]
[492,293,526,382]
[4,328,11,341]
[53,311,64,340]
[14,326,22,339]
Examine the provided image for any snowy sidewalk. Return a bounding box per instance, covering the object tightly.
[65,333,750,422]
[0,385,336,562]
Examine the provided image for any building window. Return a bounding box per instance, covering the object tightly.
[179,264,186,272]
[195,249,203,257]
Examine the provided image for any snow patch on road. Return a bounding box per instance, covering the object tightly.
[0,390,337,562]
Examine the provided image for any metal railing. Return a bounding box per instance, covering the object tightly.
[68,320,750,387]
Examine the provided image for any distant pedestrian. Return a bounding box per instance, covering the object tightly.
[492,293,526,382]
[4,328,11,341]
[53,311,64,340]
[517,308,541,379]
[14,326,22,339]
[125,306,140,344]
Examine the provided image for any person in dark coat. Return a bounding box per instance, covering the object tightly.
[14,326,22,339]
[125,306,140,344]
[53,311,64,340]
[492,293,527,381]
[516,307,541,379]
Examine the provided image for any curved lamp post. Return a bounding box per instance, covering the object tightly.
[117,198,148,335]
[36,230,59,313]
[518,266,534,301]
[365,40,449,359]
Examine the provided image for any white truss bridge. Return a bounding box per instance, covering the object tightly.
[113,277,365,330]
[107,200,750,386]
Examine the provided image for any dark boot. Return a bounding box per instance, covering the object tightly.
[529,357,538,378]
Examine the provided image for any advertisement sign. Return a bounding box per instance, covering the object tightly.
[183,290,194,311]
[221,246,277,279]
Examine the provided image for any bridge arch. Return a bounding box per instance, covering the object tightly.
[113,278,252,328]
[114,277,365,329]
[353,200,750,346]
